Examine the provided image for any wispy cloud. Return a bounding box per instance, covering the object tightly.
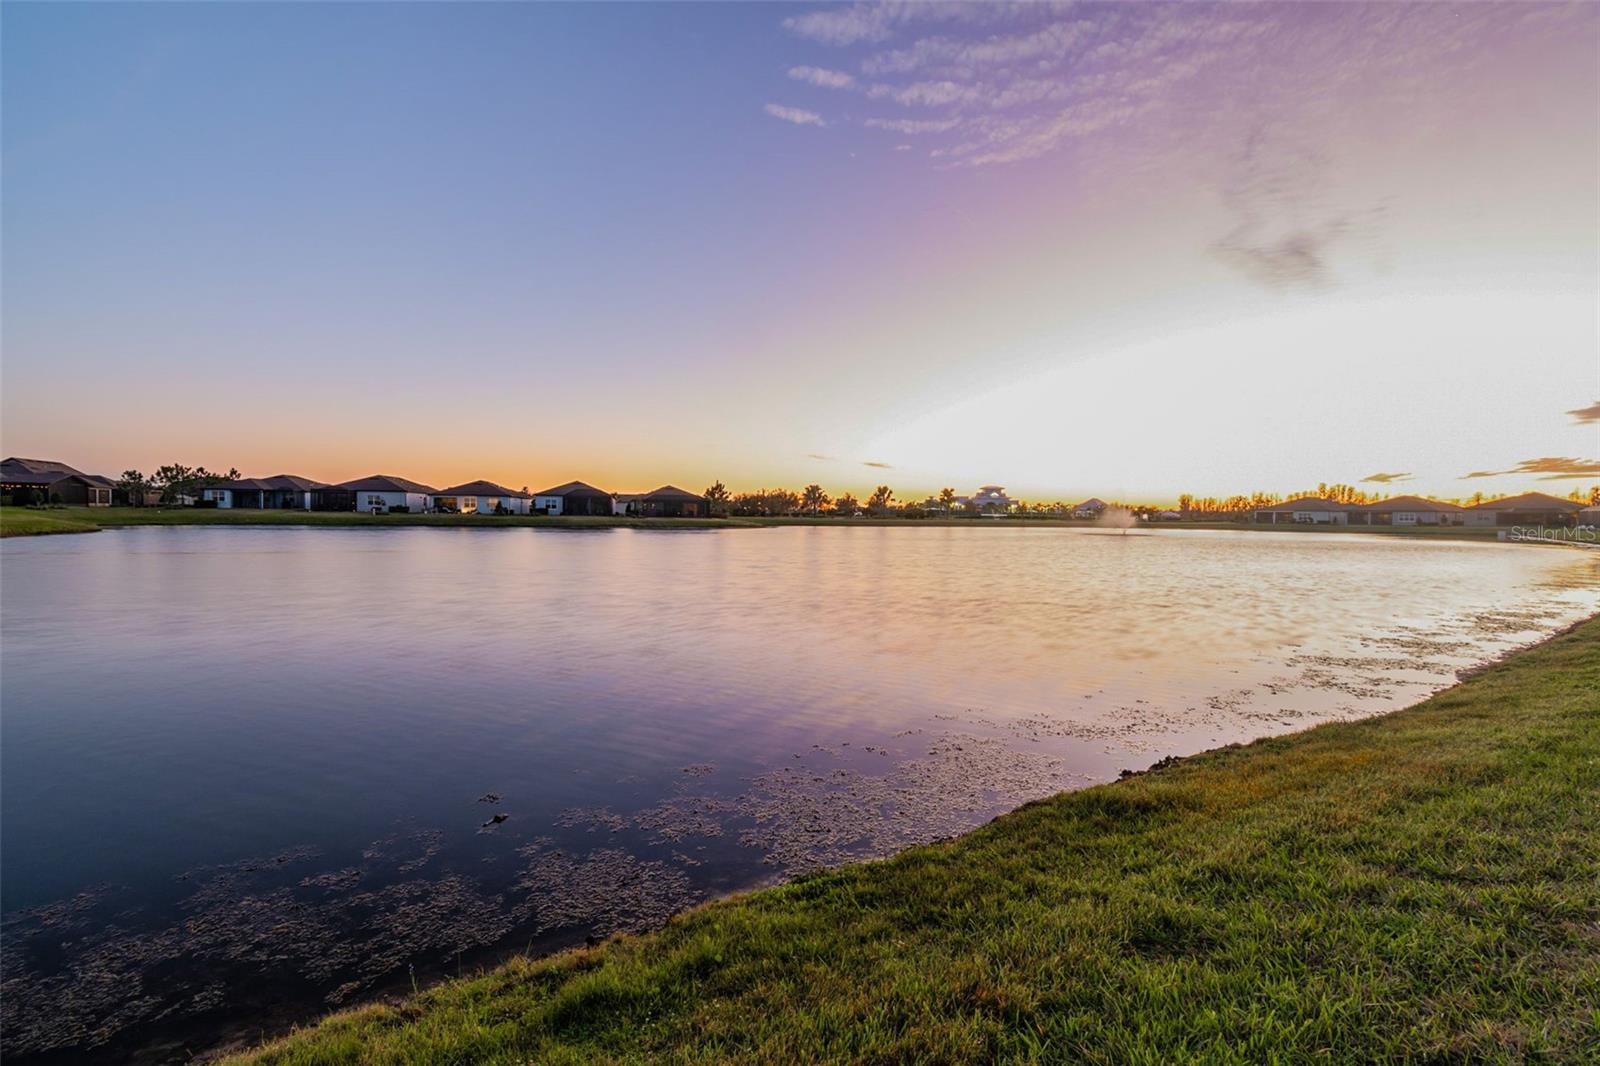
[806,453,837,461]
[772,3,1578,171]
[862,460,893,469]
[1566,401,1600,424]
[764,103,826,127]
[1361,472,1413,484]
[788,65,856,90]
[1462,457,1600,480]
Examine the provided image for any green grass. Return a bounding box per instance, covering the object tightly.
[0,506,754,536]
[230,618,1600,1065]
[0,506,104,536]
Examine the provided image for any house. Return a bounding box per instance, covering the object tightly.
[1354,495,1465,526]
[200,474,330,510]
[1,457,114,506]
[614,485,710,518]
[432,480,533,515]
[1464,492,1584,527]
[533,481,614,516]
[335,475,438,514]
[1253,497,1352,524]
[1579,506,1600,527]
[1072,497,1107,519]
[955,485,1011,513]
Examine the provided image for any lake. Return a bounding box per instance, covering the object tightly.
[3,525,1597,1061]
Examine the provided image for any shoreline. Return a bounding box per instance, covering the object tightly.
[1,505,1571,545]
[221,613,1600,1064]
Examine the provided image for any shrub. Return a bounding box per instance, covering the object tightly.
[388,505,411,514]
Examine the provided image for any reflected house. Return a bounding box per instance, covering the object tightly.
[533,480,614,516]
[335,475,438,514]
[200,475,331,510]
[1,457,114,506]
[614,485,710,518]
[1352,496,1465,526]
[431,480,533,515]
[1253,496,1352,524]
[1464,492,1584,527]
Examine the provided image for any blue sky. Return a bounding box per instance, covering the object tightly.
[4,3,1596,500]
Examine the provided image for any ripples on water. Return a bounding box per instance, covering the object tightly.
[2,526,1596,1059]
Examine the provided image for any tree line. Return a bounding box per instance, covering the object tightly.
[115,464,240,506]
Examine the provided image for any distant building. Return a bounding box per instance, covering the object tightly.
[614,485,710,518]
[1464,492,1584,527]
[533,481,615,516]
[432,480,534,515]
[1072,497,1107,519]
[201,475,331,510]
[336,475,438,514]
[957,485,1012,512]
[1353,496,1465,527]
[1,457,113,506]
[1253,496,1352,525]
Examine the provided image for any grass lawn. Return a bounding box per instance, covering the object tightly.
[0,507,104,537]
[230,617,1600,1065]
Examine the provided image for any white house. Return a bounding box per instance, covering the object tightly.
[201,475,328,510]
[958,485,1012,512]
[432,480,533,515]
[1253,496,1352,525]
[1355,496,1464,526]
[336,475,438,514]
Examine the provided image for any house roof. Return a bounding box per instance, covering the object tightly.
[435,479,531,498]
[259,474,330,491]
[636,485,706,501]
[1466,492,1583,512]
[1360,495,1464,513]
[2,457,90,485]
[335,474,439,495]
[535,480,612,497]
[212,474,330,493]
[1075,498,1107,509]
[1256,496,1351,512]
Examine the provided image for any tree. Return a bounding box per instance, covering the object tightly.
[1589,485,1600,506]
[866,485,895,513]
[800,484,831,515]
[703,481,730,516]
[116,470,151,507]
[152,463,239,504]
[938,487,956,511]
[833,493,859,516]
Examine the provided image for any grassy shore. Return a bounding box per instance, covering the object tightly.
[2,505,1526,541]
[0,505,754,537]
[230,617,1600,1065]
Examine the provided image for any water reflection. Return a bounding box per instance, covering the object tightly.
[2,526,1596,1060]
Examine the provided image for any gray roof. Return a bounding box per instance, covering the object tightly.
[2,457,90,485]
[435,480,531,498]
[635,485,706,501]
[1359,495,1464,513]
[1256,496,1352,512]
[1466,492,1582,512]
[335,474,439,495]
[535,480,612,497]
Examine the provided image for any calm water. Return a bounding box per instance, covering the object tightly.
[3,526,1597,1060]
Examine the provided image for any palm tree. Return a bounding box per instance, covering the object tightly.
[938,487,956,511]
[866,485,894,513]
[801,484,830,515]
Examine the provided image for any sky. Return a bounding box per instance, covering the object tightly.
[3,1,1597,503]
